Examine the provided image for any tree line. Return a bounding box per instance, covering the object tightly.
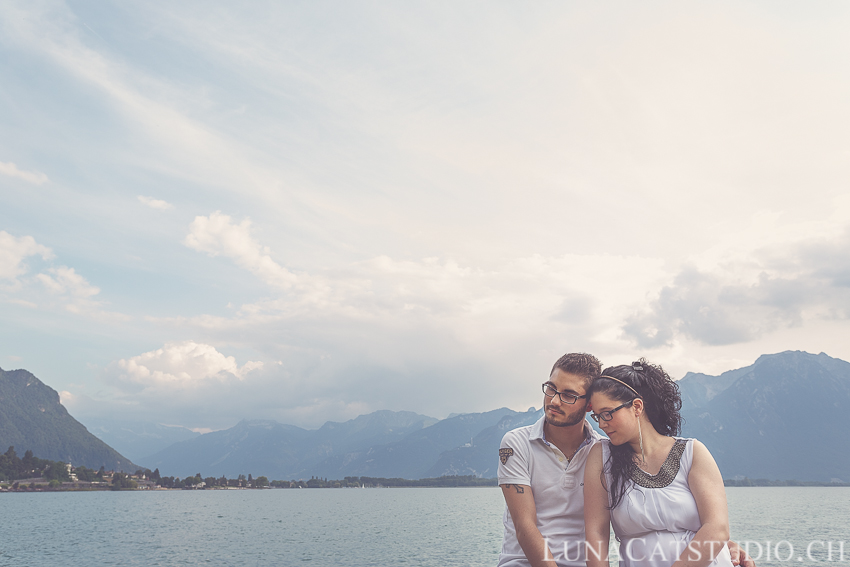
[0,446,105,488]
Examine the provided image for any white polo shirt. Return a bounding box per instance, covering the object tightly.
[497,416,604,567]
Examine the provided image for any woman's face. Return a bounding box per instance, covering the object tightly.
[590,392,636,445]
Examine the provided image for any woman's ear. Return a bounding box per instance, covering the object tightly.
[632,398,644,416]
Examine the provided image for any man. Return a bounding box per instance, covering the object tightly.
[498,352,603,567]
[496,352,753,567]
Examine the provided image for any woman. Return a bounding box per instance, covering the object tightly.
[583,359,733,567]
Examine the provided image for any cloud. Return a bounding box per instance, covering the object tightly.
[111,340,262,390]
[137,195,174,210]
[0,161,48,185]
[8,2,850,430]
[0,3,289,206]
[0,231,125,320]
[0,230,53,285]
[184,212,298,289]
[622,268,805,347]
[167,213,674,426]
[623,228,850,348]
[181,211,668,331]
[37,266,100,298]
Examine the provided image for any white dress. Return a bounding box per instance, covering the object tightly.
[601,438,733,567]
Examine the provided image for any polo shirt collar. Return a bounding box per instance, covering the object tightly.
[531,414,602,446]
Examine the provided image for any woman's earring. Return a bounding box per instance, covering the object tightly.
[638,419,646,466]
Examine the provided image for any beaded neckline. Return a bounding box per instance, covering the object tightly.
[630,438,687,489]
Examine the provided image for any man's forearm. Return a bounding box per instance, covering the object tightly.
[514,522,556,566]
[500,483,556,566]
[585,530,609,567]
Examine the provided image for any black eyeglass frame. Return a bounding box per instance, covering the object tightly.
[590,400,634,423]
[541,382,587,405]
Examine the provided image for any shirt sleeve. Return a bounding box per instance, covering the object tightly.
[498,429,531,486]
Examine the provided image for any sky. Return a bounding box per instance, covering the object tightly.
[2,0,850,432]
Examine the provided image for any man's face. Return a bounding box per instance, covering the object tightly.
[543,368,590,428]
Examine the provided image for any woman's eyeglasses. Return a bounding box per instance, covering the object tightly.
[590,400,634,422]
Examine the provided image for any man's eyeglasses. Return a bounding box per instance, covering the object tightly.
[590,400,634,422]
[542,383,587,405]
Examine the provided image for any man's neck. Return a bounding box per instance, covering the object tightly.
[543,419,587,456]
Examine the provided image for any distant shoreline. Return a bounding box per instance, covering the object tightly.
[5,478,850,492]
[0,474,499,492]
[723,479,850,487]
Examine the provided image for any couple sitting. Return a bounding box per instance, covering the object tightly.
[497,353,750,567]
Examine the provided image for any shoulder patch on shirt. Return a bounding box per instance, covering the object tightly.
[499,447,514,464]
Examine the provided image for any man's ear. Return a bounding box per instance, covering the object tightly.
[585,401,593,413]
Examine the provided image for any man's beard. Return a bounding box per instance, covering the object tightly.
[544,405,586,427]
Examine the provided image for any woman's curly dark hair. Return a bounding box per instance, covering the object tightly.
[586,358,682,508]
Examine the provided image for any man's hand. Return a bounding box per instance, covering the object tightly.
[728,540,755,567]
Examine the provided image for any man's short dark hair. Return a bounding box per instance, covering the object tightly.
[550,352,602,388]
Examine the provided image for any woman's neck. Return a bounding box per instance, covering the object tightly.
[627,418,673,467]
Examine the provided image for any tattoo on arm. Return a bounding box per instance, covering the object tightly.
[509,484,525,493]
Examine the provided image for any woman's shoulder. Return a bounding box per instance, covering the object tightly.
[586,439,608,462]
[674,437,709,451]
[585,440,607,478]
[673,436,702,451]
[672,438,719,476]
[592,438,611,463]
[588,438,607,454]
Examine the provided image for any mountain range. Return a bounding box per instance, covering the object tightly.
[4,350,849,482]
[138,409,518,479]
[82,418,201,463]
[139,350,850,481]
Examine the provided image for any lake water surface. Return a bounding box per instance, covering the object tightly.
[1,487,848,567]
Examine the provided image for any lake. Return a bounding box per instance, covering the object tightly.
[1,487,848,566]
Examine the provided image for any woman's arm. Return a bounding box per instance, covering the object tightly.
[673,440,732,567]
[584,442,611,567]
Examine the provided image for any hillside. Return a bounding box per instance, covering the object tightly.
[0,367,136,471]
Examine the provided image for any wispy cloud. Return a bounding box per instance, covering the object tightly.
[0,230,54,287]
[184,212,299,290]
[0,161,48,185]
[137,195,174,210]
[1,230,127,321]
[37,266,100,298]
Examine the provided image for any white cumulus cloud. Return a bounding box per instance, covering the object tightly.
[0,161,49,185]
[184,212,298,289]
[112,340,263,389]
[137,195,174,210]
